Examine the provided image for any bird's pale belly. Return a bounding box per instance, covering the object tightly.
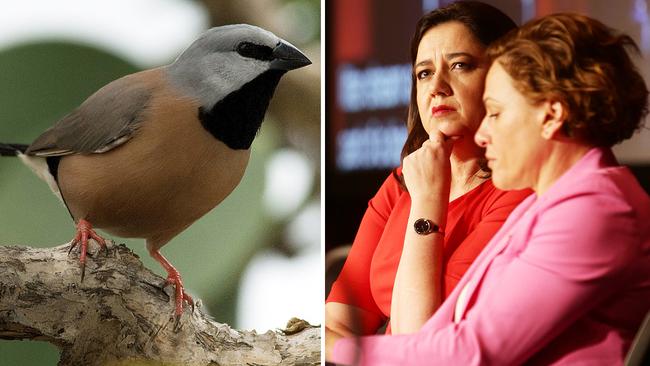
[57,127,250,244]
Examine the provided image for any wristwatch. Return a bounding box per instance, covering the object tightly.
[413,218,443,235]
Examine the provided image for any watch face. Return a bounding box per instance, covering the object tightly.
[414,218,436,235]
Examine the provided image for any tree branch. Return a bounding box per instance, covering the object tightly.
[0,243,320,365]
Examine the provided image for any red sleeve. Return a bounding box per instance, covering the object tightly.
[326,172,402,333]
[445,187,532,295]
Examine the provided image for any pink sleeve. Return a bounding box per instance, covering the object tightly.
[332,190,639,365]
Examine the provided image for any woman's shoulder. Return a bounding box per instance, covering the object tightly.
[538,148,648,210]
[365,168,408,216]
[539,162,649,217]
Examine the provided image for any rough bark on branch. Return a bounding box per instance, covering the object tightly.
[0,243,320,366]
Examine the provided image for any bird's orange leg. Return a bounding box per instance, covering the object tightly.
[148,249,194,317]
[68,218,107,281]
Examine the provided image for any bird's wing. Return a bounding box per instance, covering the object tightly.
[26,75,152,157]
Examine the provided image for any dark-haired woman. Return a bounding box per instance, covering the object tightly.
[329,12,650,365]
[325,1,531,357]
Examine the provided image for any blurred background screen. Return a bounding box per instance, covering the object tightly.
[326,0,650,266]
[0,1,320,365]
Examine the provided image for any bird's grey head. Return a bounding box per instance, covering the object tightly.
[167,24,311,108]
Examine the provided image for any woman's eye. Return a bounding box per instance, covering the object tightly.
[488,112,499,119]
[451,62,475,71]
[416,70,430,80]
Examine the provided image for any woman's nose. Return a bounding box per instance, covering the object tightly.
[429,71,452,97]
[474,118,490,147]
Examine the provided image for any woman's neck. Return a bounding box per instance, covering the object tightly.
[449,149,486,201]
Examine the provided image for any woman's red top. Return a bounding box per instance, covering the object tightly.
[327,172,531,334]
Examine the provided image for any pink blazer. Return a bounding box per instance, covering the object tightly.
[331,148,650,365]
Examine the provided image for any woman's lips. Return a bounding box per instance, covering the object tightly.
[431,105,456,117]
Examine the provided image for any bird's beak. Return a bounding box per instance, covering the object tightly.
[270,41,312,71]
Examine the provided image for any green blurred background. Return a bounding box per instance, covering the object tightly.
[0,0,321,365]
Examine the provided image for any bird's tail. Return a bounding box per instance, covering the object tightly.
[0,143,29,156]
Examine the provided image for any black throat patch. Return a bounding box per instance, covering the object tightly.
[46,156,62,182]
[198,69,286,150]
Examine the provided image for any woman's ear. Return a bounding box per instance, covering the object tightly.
[541,100,566,140]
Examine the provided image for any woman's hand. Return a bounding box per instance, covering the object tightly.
[325,302,385,361]
[402,130,455,202]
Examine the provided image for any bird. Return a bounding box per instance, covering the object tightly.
[0,24,311,317]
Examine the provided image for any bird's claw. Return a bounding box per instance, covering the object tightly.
[162,274,194,317]
[67,241,78,255]
[80,261,86,282]
[67,219,108,281]
[173,314,181,331]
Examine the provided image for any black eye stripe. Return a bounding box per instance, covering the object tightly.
[236,42,274,61]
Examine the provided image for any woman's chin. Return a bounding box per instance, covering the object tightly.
[437,124,473,140]
[437,123,457,136]
[492,174,528,192]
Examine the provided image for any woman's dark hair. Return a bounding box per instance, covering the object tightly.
[396,1,517,187]
[486,13,649,147]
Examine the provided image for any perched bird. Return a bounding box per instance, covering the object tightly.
[0,24,311,317]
